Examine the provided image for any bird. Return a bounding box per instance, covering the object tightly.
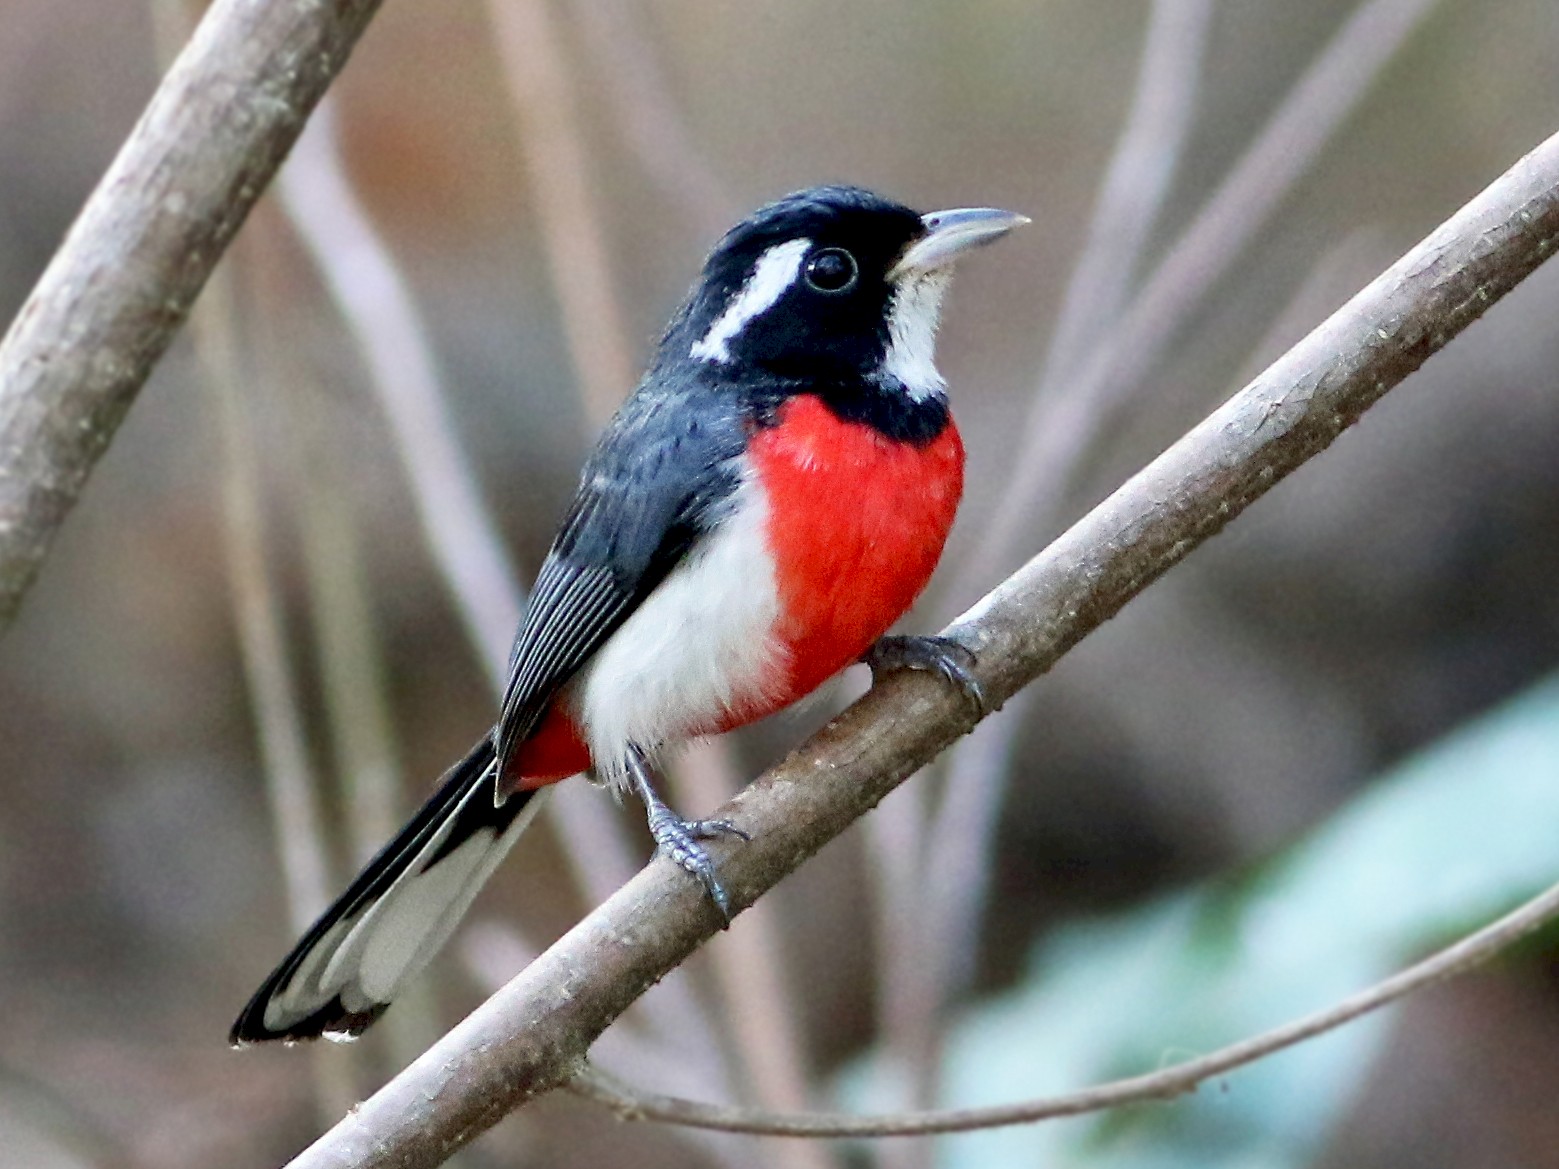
[230,184,1026,1045]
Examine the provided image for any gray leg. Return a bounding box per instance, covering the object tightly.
[864,634,989,717]
[626,748,748,922]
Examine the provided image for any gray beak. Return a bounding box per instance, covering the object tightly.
[888,206,1029,280]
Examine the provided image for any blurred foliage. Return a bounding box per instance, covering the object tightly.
[846,671,1559,1167]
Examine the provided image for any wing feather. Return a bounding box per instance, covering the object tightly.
[493,385,752,771]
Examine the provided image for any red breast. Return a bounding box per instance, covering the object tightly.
[507,393,963,789]
[742,394,963,707]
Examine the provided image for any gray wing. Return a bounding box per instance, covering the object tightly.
[494,383,750,767]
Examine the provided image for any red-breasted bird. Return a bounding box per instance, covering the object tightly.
[230,185,1025,1044]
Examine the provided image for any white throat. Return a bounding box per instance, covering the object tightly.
[881,271,950,401]
[691,238,811,364]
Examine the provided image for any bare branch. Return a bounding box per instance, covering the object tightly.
[565,873,1559,1137]
[960,0,1444,596]
[283,125,1559,1169]
[487,0,637,428]
[561,0,738,237]
[278,100,526,663]
[0,0,385,636]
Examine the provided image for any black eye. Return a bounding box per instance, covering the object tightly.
[804,248,857,293]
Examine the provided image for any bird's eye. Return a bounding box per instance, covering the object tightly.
[804,248,858,293]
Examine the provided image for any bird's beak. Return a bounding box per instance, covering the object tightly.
[889,206,1030,281]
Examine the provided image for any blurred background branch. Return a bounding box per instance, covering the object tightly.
[0,0,385,634]
[487,0,636,430]
[194,246,362,1127]
[275,45,740,1163]
[277,100,525,662]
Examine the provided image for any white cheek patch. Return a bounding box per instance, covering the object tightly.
[692,238,811,363]
[882,271,950,401]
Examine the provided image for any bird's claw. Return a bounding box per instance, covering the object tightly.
[865,634,989,718]
[685,817,751,843]
[647,808,747,922]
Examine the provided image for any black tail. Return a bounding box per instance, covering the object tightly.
[230,737,545,1045]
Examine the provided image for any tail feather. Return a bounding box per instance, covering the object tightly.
[230,737,546,1045]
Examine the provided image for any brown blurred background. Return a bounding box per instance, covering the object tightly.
[2,1,1559,1167]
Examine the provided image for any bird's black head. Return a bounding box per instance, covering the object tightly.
[659,185,1025,403]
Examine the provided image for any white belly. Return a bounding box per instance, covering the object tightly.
[571,472,785,791]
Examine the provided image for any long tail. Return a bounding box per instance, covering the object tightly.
[230,737,546,1045]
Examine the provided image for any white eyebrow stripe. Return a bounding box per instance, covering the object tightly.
[691,238,811,363]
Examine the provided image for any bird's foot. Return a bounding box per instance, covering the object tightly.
[646,806,749,921]
[627,748,748,922]
[865,634,989,718]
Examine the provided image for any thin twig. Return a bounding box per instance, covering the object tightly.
[289,447,407,868]
[277,101,525,662]
[282,123,1559,1169]
[960,0,1444,597]
[196,253,358,1122]
[241,206,440,1071]
[566,873,1559,1136]
[561,0,737,237]
[0,0,386,636]
[200,285,328,936]
[486,0,636,428]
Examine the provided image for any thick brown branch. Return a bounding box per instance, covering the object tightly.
[285,130,1559,1169]
[0,0,384,633]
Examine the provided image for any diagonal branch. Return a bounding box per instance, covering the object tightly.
[283,127,1559,1169]
[0,0,385,635]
